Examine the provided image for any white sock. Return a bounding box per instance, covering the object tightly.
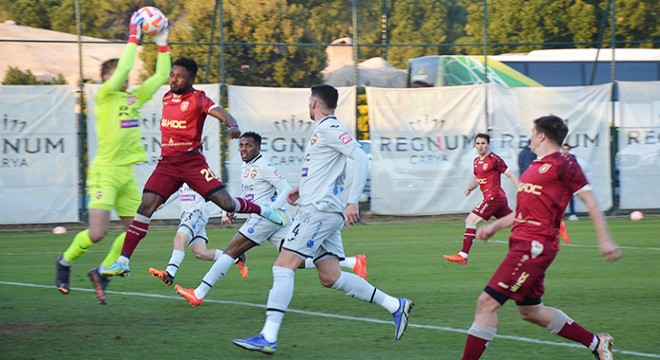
[331,272,400,313]
[194,254,234,299]
[588,335,599,351]
[339,256,356,269]
[458,251,469,259]
[213,249,223,261]
[166,250,185,276]
[261,266,295,343]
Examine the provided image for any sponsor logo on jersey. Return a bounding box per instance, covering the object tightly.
[339,132,352,144]
[301,167,309,177]
[121,119,139,128]
[180,101,189,111]
[161,118,187,129]
[95,191,103,199]
[180,194,196,202]
[274,169,282,178]
[245,194,254,201]
[518,182,543,195]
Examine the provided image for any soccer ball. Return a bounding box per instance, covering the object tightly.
[138,6,167,36]
[630,211,644,221]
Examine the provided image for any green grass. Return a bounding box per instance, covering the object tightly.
[1,216,659,359]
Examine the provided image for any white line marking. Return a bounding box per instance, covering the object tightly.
[1,281,658,359]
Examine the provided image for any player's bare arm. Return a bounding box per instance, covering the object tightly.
[476,212,515,240]
[465,177,478,196]
[504,169,520,188]
[576,190,622,261]
[208,106,241,139]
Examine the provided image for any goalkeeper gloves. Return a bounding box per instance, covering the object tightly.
[152,18,170,51]
[128,11,144,44]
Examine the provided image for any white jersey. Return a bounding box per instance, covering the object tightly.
[241,154,286,209]
[298,115,360,213]
[179,183,208,217]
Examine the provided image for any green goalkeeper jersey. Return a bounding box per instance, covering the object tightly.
[92,43,171,167]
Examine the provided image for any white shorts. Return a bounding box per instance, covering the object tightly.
[177,209,209,246]
[281,205,345,261]
[238,209,292,250]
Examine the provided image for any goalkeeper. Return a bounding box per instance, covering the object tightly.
[54,11,171,305]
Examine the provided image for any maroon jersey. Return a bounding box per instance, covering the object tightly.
[473,152,509,198]
[511,152,588,247]
[160,89,217,157]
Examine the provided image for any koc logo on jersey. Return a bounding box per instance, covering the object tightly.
[518,182,543,195]
[161,118,187,129]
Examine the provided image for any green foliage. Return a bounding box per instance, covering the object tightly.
[12,0,50,28]
[2,66,36,84]
[1,0,657,86]
[2,66,68,85]
[1,217,659,359]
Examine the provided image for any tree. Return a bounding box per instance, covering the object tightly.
[11,0,50,28]
[3,67,37,84]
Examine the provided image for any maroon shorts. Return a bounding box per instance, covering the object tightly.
[485,238,557,303]
[144,151,225,200]
[471,195,512,220]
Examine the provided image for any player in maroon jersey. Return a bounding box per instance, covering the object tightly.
[460,115,621,360]
[102,58,286,279]
[444,133,519,265]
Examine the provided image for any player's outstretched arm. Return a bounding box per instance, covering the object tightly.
[97,12,143,99]
[504,169,520,189]
[476,212,515,241]
[208,107,241,139]
[465,177,478,196]
[576,190,622,261]
[134,19,171,104]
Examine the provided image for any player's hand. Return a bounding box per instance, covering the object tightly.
[152,18,169,46]
[344,203,360,227]
[600,241,622,262]
[476,224,496,241]
[129,11,144,42]
[228,126,241,139]
[287,187,300,206]
[464,187,471,196]
[221,213,234,225]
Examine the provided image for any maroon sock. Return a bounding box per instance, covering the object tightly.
[461,334,490,360]
[121,220,150,258]
[461,227,477,254]
[234,197,262,214]
[557,321,594,347]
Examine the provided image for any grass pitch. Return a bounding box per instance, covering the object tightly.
[1,216,658,359]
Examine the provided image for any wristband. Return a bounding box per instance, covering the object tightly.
[157,45,169,53]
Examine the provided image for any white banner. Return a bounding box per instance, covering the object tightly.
[366,86,487,215]
[0,86,79,224]
[617,81,660,209]
[85,84,222,219]
[506,84,613,212]
[366,84,612,215]
[227,85,356,212]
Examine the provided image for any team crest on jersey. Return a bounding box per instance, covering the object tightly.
[482,163,489,170]
[539,164,552,173]
[250,169,258,179]
[310,133,318,145]
[126,94,136,105]
[180,101,189,111]
[339,132,352,144]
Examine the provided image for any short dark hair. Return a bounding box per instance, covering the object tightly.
[311,84,338,109]
[173,57,198,79]
[101,58,119,79]
[534,115,568,146]
[240,131,262,146]
[475,133,490,143]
